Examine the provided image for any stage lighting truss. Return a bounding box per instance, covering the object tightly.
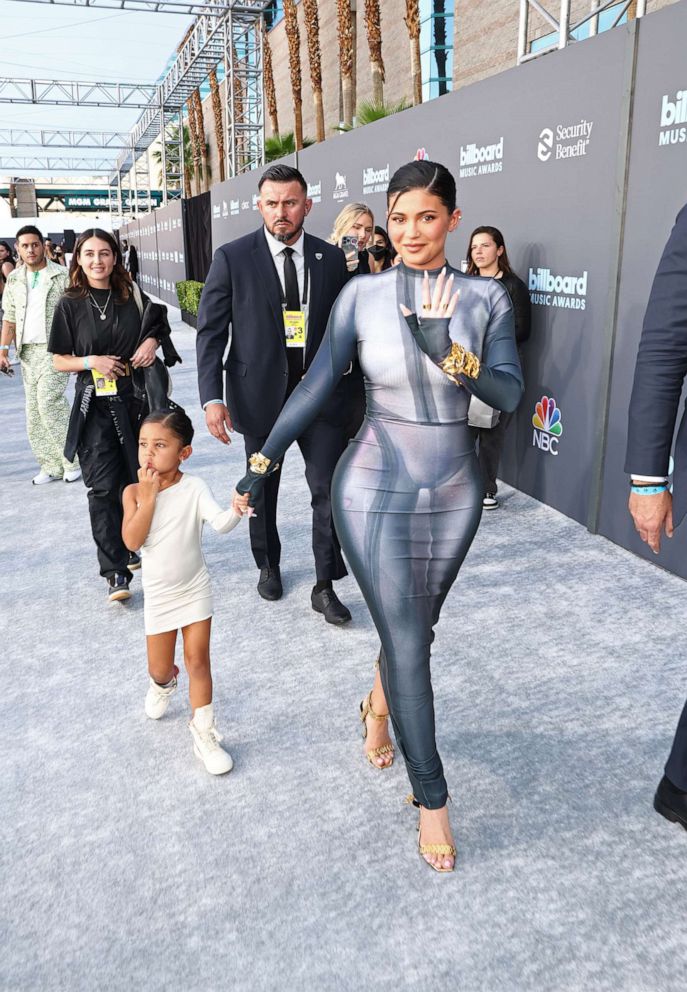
[0,0,268,216]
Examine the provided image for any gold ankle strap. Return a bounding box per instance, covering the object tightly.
[364,690,389,722]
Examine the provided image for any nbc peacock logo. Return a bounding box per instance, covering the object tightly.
[532,395,563,455]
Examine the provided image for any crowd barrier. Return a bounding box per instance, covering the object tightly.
[117,1,687,579]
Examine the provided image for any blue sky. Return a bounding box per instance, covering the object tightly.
[0,0,194,175]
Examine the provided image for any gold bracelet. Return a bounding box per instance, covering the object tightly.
[438,342,481,383]
[249,452,272,475]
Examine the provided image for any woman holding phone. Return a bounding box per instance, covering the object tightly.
[329,203,374,276]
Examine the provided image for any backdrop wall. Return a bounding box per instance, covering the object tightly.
[115,3,687,575]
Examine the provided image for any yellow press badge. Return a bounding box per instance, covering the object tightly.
[283,309,305,348]
[91,369,118,396]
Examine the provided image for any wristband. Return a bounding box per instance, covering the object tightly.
[83,357,91,370]
[630,485,668,495]
[0,345,9,351]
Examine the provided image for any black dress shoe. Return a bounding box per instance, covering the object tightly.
[257,566,282,601]
[654,775,687,831]
[311,587,351,625]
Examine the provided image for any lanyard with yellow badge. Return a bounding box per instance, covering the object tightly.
[282,263,309,352]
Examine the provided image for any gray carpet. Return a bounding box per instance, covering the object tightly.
[2,310,687,992]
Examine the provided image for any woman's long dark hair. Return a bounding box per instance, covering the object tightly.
[0,240,15,264]
[466,226,512,277]
[387,160,456,215]
[66,228,132,301]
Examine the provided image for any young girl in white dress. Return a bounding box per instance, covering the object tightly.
[122,408,241,775]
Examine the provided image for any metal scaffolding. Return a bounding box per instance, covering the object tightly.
[0,156,114,172]
[0,78,156,108]
[517,0,647,63]
[111,0,268,212]
[4,0,230,14]
[0,127,129,148]
[0,0,268,219]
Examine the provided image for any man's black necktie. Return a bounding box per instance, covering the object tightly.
[282,246,300,310]
[281,246,303,395]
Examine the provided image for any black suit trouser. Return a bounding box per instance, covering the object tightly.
[665,700,687,790]
[242,419,348,582]
[78,397,137,580]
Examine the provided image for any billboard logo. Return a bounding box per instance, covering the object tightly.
[307,180,322,202]
[532,395,563,455]
[230,199,240,216]
[659,90,687,147]
[363,163,390,194]
[537,120,593,161]
[213,204,220,219]
[537,128,553,161]
[333,172,349,201]
[529,267,587,310]
[252,193,260,210]
[459,137,503,178]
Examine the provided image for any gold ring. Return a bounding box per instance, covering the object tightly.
[422,304,432,311]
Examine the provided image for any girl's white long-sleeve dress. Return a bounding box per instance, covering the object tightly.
[141,474,240,635]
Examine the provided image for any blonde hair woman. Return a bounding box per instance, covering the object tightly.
[329,202,374,275]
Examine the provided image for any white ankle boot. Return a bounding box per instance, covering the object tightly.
[145,676,177,719]
[189,704,233,775]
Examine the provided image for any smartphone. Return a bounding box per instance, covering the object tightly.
[341,235,359,258]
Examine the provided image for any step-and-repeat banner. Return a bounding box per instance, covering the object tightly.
[116,3,687,574]
[596,0,687,577]
[155,200,186,308]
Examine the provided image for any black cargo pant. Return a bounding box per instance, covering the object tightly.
[78,393,139,580]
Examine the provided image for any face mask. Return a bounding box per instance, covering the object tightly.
[368,245,387,260]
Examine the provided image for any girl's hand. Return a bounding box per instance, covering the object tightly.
[90,355,126,377]
[137,466,161,500]
[131,337,158,369]
[232,489,254,517]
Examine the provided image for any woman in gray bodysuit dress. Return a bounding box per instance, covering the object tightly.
[234,162,523,871]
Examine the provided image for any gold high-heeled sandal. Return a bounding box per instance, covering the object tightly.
[406,796,456,873]
[359,691,394,769]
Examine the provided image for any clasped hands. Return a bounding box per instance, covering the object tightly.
[400,268,460,363]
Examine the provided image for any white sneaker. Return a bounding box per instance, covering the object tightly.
[145,676,178,719]
[64,468,82,484]
[32,471,61,485]
[189,704,233,775]
[483,493,499,510]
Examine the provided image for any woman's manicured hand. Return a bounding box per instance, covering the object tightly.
[131,337,158,369]
[400,269,461,363]
[90,354,126,377]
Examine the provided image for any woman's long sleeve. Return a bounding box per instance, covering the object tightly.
[261,281,359,462]
[459,281,524,412]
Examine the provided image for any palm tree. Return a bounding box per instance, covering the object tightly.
[152,124,210,198]
[262,19,280,138]
[303,0,325,143]
[337,0,355,128]
[404,0,422,106]
[191,88,208,192]
[283,0,304,150]
[334,97,409,132]
[364,0,385,106]
[209,68,225,182]
[265,131,314,162]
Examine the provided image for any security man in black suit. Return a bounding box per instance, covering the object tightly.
[196,164,352,624]
[626,202,687,832]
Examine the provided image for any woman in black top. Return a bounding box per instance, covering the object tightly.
[467,226,531,509]
[367,226,394,273]
[49,228,180,602]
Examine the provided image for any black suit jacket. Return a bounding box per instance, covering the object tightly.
[625,203,687,524]
[196,228,349,436]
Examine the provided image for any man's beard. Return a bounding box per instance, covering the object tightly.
[270,220,302,243]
